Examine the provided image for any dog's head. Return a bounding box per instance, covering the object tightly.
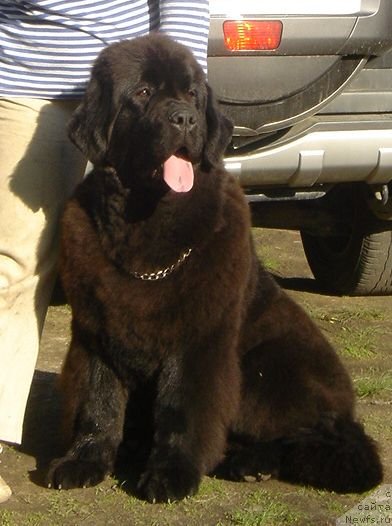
[69,34,232,191]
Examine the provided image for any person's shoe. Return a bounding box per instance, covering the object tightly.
[0,475,11,503]
[0,445,12,503]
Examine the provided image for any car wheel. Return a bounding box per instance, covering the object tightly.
[300,186,392,296]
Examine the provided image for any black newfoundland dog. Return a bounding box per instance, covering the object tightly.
[47,34,382,502]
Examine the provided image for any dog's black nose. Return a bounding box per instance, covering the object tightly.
[169,109,197,132]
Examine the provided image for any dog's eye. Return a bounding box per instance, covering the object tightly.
[188,89,197,98]
[136,87,152,98]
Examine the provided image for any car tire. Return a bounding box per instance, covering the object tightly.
[301,228,392,296]
[300,185,392,296]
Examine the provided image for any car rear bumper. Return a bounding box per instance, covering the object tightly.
[225,119,392,189]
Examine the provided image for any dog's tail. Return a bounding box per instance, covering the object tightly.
[277,416,383,493]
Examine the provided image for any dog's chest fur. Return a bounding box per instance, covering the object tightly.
[60,166,253,371]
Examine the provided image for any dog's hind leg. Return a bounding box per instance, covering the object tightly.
[220,415,383,493]
[222,281,383,493]
[46,334,127,490]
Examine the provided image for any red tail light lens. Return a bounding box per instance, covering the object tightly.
[223,20,283,51]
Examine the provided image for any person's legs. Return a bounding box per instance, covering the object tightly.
[0,98,86,446]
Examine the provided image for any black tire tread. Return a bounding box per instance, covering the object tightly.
[301,229,392,296]
[356,230,392,295]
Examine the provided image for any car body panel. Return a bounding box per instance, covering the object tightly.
[210,0,364,17]
[208,0,392,189]
[225,121,392,189]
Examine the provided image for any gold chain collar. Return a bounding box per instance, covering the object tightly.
[129,248,193,281]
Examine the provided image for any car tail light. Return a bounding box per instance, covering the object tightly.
[223,20,283,51]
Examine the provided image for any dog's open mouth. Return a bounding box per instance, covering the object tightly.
[163,149,194,193]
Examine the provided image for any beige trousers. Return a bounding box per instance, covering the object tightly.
[0,98,86,444]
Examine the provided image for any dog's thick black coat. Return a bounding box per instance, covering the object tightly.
[47,34,383,501]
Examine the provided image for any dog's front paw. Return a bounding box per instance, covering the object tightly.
[137,454,200,503]
[47,458,108,490]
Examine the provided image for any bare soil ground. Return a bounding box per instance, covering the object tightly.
[1,228,391,526]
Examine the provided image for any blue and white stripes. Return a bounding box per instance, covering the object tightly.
[0,0,209,99]
[160,2,209,71]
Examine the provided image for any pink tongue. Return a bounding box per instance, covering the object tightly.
[163,155,194,193]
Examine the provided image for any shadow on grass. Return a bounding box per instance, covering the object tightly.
[18,369,153,499]
[17,370,63,487]
[272,274,336,297]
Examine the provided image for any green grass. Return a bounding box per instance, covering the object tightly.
[335,327,377,359]
[299,305,386,361]
[218,490,305,526]
[47,493,85,518]
[353,369,392,399]
[314,308,385,324]
[251,230,281,273]
[254,249,281,273]
[0,511,47,526]
[0,510,15,526]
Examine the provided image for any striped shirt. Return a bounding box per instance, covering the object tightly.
[0,0,209,99]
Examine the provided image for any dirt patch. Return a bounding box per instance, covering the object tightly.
[1,228,391,525]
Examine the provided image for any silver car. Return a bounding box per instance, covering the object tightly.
[208,0,392,296]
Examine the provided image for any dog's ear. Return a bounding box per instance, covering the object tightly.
[68,73,115,165]
[203,84,233,168]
